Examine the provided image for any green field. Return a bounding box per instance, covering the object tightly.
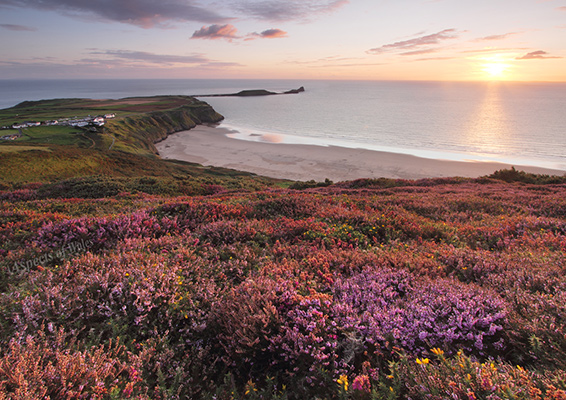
[0,96,285,189]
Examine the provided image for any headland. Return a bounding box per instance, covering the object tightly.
[192,86,305,97]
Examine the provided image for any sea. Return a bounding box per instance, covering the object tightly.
[1,79,565,171]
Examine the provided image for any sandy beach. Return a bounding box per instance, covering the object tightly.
[156,125,565,182]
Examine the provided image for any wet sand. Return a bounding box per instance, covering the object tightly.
[156,125,565,182]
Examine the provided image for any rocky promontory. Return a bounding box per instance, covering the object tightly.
[194,86,305,97]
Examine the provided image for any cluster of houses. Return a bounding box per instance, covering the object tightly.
[0,133,21,141]
[1,113,116,140]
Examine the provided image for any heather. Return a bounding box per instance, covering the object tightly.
[1,173,566,399]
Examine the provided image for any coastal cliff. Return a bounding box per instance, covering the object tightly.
[0,95,273,184]
[103,98,224,154]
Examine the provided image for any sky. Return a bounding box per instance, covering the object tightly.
[1,0,565,81]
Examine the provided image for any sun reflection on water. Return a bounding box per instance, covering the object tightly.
[463,83,512,157]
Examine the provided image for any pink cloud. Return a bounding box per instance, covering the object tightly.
[367,29,458,55]
[257,28,287,38]
[191,24,239,40]
[516,50,562,60]
[476,32,521,41]
[243,28,288,41]
[192,25,287,41]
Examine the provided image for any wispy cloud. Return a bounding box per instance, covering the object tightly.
[90,50,213,65]
[191,24,239,40]
[283,55,383,68]
[0,48,241,78]
[475,32,521,41]
[192,24,288,41]
[462,47,528,54]
[0,23,36,31]
[558,6,566,11]
[367,29,459,55]
[85,49,241,71]
[305,62,385,68]
[516,50,562,60]
[0,0,228,28]
[231,0,348,21]
[0,57,241,79]
[414,56,458,62]
[400,49,438,56]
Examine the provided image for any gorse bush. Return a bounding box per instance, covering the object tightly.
[488,167,566,184]
[1,177,566,398]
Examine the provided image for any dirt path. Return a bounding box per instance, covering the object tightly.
[79,132,96,149]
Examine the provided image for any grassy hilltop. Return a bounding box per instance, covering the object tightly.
[1,97,566,399]
[0,96,281,191]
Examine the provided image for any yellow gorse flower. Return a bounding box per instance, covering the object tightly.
[337,375,349,391]
[430,348,444,356]
[416,358,430,365]
[244,380,257,395]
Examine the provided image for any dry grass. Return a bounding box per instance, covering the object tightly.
[0,145,51,153]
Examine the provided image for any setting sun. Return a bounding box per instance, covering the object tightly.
[482,62,510,79]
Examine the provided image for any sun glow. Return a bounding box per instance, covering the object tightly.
[482,62,510,80]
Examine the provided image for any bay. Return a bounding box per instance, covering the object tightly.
[1,79,564,170]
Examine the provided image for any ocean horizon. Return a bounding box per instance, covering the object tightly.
[1,79,565,171]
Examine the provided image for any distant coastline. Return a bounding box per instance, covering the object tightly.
[192,86,305,97]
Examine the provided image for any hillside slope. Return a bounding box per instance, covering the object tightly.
[0,96,284,189]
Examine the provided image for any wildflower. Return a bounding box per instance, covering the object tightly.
[431,348,444,356]
[351,375,370,393]
[416,358,429,365]
[123,382,134,397]
[244,380,257,395]
[337,375,349,391]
